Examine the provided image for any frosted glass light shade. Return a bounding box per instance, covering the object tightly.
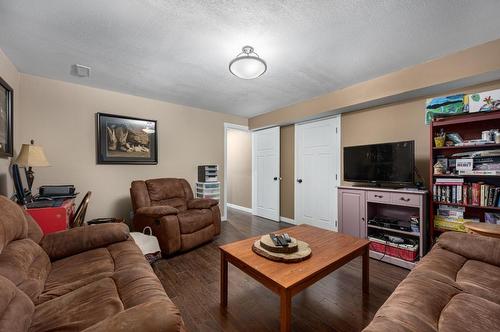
[229,56,267,79]
[229,46,267,79]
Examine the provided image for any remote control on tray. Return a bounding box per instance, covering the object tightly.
[270,234,288,247]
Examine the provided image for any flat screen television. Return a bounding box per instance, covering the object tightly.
[344,140,415,185]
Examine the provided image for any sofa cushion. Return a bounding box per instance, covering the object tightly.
[408,247,466,284]
[146,178,185,201]
[456,260,500,305]
[0,238,51,302]
[0,196,28,252]
[30,277,124,332]
[0,275,34,332]
[40,248,114,304]
[33,264,180,331]
[145,178,194,211]
[178,209,213,234]
[364,271,461,332]
[40,239,153,304]
[80,300,183,332]
[438,293,500,332]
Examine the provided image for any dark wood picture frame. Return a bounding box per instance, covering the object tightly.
[0,76,13,157]
[96,112,158,165]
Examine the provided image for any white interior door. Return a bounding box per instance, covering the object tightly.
[295,116,340,230]
[252,127,280,221]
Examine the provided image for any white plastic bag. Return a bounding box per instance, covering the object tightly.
[130,226,162,263]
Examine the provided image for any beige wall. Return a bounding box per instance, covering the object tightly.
[278,80,500,220]
[280,125,294,220]
[17,74,247,220]
[249,39,500,129]
[342,100,429,186]
[342,79,500,187]
[227,128,251,209]
[0,49,20,197]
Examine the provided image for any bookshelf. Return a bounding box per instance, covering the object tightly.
[429,112,500,241]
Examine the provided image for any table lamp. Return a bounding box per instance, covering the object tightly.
[14,140,50,191]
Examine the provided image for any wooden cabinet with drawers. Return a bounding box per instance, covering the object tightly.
[338,186,428,269]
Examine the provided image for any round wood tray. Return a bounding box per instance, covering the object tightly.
[259,235,299,254]
[252,238,312,263]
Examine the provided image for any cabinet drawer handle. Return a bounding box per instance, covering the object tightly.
[400,197,411,202]
[374,195,383,198]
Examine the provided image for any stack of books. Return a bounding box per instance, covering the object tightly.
[433,178,500,207]
[434,205,479,232]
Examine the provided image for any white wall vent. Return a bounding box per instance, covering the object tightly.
[71,64,91,77]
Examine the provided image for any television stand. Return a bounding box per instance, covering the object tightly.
[338,186,428,269]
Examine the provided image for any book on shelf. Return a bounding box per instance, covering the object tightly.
[458,170,500,176]
[433,181,500,207]
[484,212,500,225]
[435,177,464,184]
[434,204,479,232]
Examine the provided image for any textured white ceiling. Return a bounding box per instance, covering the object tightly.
[1,0,500,117]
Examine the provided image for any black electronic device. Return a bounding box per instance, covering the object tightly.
[87,218,117,225]
[368,216,413,233]
[344,141,415,185]
[25,199,64,209]
[12,164,31,204]
[270,234,288,247]
[369,231,418,247]
[39,185,75,197]
[282,233,291,243]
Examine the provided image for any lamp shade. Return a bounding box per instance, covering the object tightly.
[229,46,267,80]
[15,144,50,167]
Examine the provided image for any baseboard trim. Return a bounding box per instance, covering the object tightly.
[227,203,253,214]
[280,216,297,224]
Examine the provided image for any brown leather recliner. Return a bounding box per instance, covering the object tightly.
[130,178,221,255]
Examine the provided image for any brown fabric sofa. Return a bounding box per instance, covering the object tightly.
[130,178,221,255]
[0,195,184,332]
[364,231,500,332]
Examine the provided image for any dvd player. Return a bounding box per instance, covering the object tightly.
[368,216,413,232]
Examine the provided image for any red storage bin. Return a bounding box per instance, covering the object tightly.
[368,237,418,262]
[26,199,75,235]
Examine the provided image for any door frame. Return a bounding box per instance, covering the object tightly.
[252,126,280,221]
[294,115,342,230]
[223,122,250,221]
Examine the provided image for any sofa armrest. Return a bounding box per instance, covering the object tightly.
[82,300,184,332]
[40,223,130,261]
[187,198,218,210]
[135,206,179,218]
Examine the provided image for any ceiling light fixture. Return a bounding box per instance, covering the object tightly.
[229,46,267,79]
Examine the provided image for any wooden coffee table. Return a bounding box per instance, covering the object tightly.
[219,224,370,332]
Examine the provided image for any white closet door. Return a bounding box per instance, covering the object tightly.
[252,127,280,221]
[295,116,340,230]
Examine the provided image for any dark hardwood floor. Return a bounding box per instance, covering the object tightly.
[153,208,409,332]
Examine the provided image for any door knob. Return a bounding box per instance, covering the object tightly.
[273,177,278,181]
[297,179,303,183]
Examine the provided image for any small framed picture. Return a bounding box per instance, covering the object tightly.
[0,76,13,157]
[96,113,158,164]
